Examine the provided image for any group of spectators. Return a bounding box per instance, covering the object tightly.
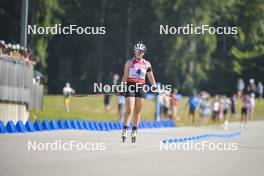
[160,78,263,129]
[0,40,33,63]
[61,75,262,130]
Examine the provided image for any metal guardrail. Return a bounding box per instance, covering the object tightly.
[31,84,43,110]
[0,57,43,110]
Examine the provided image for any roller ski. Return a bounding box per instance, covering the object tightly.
[131,130,137,143]
[121,129,128,142]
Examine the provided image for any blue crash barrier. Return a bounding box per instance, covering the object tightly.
[71,119,79,129]
[0,121,7,133]
[25,120,35,132]
[16,120,27,133]
[57,119,65,129]
[42,120,51,130]
[6,121,17,133]
[83,121,90,130]
[64,119,72,129]
[77,120,85,130]
[0,119,176,134]
[34,120,43,131]
[162,132,241,144]
[50,119,59,130]
[89,121,96,130]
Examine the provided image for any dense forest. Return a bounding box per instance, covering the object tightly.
[0,0,263,95]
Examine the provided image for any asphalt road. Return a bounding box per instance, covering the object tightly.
[0,121,263,176]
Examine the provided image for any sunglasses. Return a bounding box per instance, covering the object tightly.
[135,50,145,53]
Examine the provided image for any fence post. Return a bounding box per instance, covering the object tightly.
[155,82,161,121]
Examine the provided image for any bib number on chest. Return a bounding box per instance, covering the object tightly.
[136,69,141,75]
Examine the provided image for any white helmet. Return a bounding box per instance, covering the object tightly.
[134,42,146,51]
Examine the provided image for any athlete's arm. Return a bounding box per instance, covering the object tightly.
[146,61,156,86]
[123,60,130,83]
[120,60,131,95]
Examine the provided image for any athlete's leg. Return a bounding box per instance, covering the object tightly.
[121,97,135,142]
[130,97,144,143]
[133,97,144,127]
[124,97,135,127]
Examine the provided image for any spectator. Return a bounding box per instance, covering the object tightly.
[230,94,237,120]
[35,76,41,85]
[32,75,41,85]
[199,95,211,125]
[160,90,171,119]
[6,43,13,58]
[118,95,125,122]
[222,95,231,123]
[104,94,111,111]
[103,73,120,112]
[241,94,250,129]
[63,82,76,112]
[113,73,120,85]
[0,40,5,56]
[18,46,23,59]
[247,79,256,95]
[0,39,33,63]
[219,95,224,119]
[170,89,179,120]
[237,78,245,98]
[212,95,220,122]
[13,44,19,58]
[24,47,31,62]
[257,81,263,100]
[248,93,255,119]
[187,94,199,124]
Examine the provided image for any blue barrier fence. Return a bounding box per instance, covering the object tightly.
[0,119,176,134]
[162,132,241,143]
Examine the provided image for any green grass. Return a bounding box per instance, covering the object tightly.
[31,95,264,126]
[31,95,156,121]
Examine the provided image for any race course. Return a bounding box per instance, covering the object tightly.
[0,121,263,176]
